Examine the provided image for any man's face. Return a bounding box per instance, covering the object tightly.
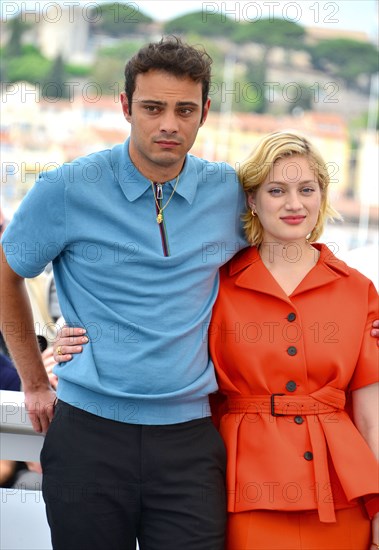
[121,70,210,181]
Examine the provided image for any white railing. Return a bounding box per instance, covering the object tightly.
[0,390,52,550]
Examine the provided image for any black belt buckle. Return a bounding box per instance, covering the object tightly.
[271,393,285,417]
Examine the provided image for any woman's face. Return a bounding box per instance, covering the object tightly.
[249,155,322,245]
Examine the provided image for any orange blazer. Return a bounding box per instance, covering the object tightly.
[209,244,379,523]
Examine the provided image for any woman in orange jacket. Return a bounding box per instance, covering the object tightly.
[209,131,378,550]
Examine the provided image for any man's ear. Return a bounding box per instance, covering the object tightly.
[120,92,131,122]
[200,97,211,126]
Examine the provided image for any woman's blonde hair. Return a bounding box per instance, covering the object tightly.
[238,131,341,245]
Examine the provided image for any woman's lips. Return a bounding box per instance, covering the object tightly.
[280,216,306,225]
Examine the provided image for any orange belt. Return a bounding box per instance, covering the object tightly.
[226,386,346,523]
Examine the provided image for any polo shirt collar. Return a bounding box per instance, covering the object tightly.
[111,139,198,204]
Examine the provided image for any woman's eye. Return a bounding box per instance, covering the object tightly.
[269,188,284,196]
[301,187,315,194]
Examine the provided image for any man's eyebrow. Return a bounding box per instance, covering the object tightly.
[176,101,200,107]
[138,100,165,105]
[137,100,200,107]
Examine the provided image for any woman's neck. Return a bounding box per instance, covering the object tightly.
[258,240,318,268]
[258,240,320,296]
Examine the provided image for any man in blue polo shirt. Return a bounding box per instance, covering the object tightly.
[1,37,246,549]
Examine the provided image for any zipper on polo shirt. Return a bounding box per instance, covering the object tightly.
[153,182,170,257]
[156,183,163,199]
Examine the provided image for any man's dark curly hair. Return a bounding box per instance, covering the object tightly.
[124,36,212,119]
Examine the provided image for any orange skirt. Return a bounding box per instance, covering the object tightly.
[226,504,371,550]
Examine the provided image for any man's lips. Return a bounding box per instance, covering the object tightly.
[155,140,180,148]
[280,216,306,225]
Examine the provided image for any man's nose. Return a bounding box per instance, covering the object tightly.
[159,111,179,134]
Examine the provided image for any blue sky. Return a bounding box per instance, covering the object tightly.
[141,0,378,34]
[1,0,379,43]
[3,0,378,38]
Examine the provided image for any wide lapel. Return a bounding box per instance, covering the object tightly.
[230,246,292,303]
[291,244,349,297]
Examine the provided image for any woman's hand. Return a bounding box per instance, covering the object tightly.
[371,320,379,347]
[53,326,88,363]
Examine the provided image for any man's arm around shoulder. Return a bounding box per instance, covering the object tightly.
[0,245,56,433]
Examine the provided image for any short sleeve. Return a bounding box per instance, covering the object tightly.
[1,168,66,278]
[348,281,379,391]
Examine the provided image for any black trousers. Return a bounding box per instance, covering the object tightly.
[41,401,226,550]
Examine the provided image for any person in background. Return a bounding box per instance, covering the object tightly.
[0,352,21,391]
[0,350,22,486]
[208,131,378,550]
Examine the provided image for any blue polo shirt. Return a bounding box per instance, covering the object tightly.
[2,139,246,424]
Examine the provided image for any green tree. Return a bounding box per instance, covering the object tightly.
[237,61,266,113]
[92,40,145,96]
[184,36,225,111]
[308,39,379,90]
[6,16,30,57]
[232,18,305,49]
[164,12,237,38]
[65,64,92,78]
[2,16,31,80]
[91,56,125,97]
[97,40,144,61]
[90,3,152,37]
[44,54,67,99]
[6,48,52,84]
